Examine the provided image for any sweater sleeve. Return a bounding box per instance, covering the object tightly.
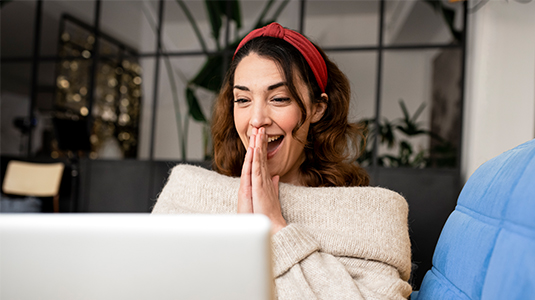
[271,223,412,300]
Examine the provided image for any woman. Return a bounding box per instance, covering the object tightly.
[153,23,412,299]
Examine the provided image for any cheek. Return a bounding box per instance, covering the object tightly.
[277,108,302,134]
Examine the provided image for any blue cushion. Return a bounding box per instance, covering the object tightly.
[413,139,535,300]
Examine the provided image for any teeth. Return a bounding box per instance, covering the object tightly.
[268,135,282,143]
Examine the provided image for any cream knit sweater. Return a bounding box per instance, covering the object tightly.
[152,164,412,299]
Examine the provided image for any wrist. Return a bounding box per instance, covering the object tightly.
[271,219,287,235]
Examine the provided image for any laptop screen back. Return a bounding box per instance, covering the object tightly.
[0,214,273,300]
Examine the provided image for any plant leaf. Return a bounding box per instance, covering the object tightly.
[440,5,462,42]
[205,1,242,43]
[382,155,399,167]
[251,0,289,30]
[412,151,427,168]
[186,87,207,123]
[205,0,223,42]
[175,0,208,53]
[271,0,290,23]
[218,0,242,29]
[399,141,413,165]
[398,99,410,121]
[190,37,243,92]
[190,54,225,92]
[422,0,462,42]
[253,0,276,29]
[396,125,428,137]
[412,102,427,123]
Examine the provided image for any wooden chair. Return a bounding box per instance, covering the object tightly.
[2,161,64,213]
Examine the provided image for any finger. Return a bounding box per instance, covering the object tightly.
[250,127,258,149]
[252,128,275,205]
[259,127,268,163]
[257,127,270,182]
[240,144,253,184]
[252,128,263,178]
[240,128,258,213]
[261,127,268,159]
[238,146,253,213]
[250,129,256,150]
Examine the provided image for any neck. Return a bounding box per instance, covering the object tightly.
[279,155,306,186]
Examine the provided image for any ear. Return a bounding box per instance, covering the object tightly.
[311,93,328,123]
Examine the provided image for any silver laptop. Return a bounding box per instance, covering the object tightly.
[0,214,273,300]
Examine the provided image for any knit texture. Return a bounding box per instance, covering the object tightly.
[152,164,412,299]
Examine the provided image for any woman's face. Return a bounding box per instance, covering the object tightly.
[233,53,323,185]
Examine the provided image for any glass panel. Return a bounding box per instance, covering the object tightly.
[377,49,461,168]
[207,0,299,51]
[134,1,158,54]
[153,55,186,160]
[51,13,143,160]
[137,57,156,160]
[100,1,152,54]
[1,0,37,58]
[151,55,211,161]
[384,0,462,46]
[0,63,32,156]
[90,55,143,160]
[326,52,377,167]
[40,1,96,56]
[40,1,96,158]
[35,62,57,158]
[270,0,301,34]
[305,0,379,47]
[327,52,377,123]
[38,62,57,89]
[160,0,218,53]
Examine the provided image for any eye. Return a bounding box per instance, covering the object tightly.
[234,98,249,104]
[271,97,291,103]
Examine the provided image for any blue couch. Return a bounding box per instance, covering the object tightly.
[412,139,535,300]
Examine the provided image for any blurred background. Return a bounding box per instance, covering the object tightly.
[1,0,534,289]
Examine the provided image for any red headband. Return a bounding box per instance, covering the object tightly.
[234,22,328,93]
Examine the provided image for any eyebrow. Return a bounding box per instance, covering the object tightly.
[233,82,286,92]
[267,82,286,90]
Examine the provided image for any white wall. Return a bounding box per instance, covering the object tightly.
[462,0,535,182]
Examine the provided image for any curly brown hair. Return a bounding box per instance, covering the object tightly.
[211,37,369,187]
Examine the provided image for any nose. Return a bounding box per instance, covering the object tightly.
[250,101,271,128]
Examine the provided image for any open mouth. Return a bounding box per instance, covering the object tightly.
[267,135,284,158]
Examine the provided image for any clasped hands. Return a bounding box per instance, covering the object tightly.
[238,127,287,234]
